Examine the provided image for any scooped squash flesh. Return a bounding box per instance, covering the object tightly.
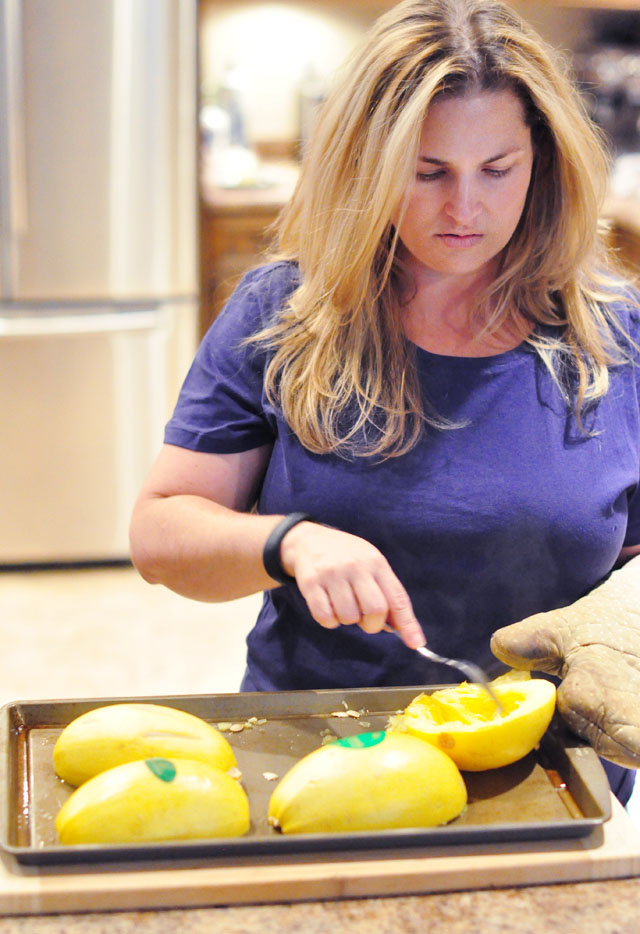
[389,671,556,771]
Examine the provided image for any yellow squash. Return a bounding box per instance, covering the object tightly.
[268,730,467,834]
[390,671,556,771]
[53,703,236,786]
[55,757,250,845]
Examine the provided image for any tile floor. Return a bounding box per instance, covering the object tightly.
[1,564,638,829]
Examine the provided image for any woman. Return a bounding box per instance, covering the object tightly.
[130,0,640,797]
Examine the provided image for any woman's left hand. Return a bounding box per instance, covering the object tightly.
[491,554,640,767]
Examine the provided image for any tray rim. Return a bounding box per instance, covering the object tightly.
[0,685,612,866]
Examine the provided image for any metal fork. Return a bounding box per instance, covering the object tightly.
[384,626,504,714]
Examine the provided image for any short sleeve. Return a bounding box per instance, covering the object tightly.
[164,262,298,454]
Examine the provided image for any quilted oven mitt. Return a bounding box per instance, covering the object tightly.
[490,557,640,768]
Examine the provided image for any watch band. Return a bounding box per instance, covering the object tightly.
[263,512,313,585]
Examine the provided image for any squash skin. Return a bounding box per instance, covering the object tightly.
[55,757,250,844]
[268,731,467,834]
[53,703,236,786]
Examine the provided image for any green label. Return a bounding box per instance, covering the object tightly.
[333,731,386,749]
[145,758,177,782]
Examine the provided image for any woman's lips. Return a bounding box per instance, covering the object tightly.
[437,233,483,248]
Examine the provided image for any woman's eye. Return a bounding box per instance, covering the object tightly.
[416,166,512,183]
[416,170,445,182]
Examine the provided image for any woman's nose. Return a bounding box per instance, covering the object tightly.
[444,179,481,224]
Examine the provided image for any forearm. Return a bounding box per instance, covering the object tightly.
[129,494,281,602]
[128,445,423,646]
[130,493,425,648]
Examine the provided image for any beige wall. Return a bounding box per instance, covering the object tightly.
[511,2,593,50]
[199,2,373,144]
[199,1,597,145]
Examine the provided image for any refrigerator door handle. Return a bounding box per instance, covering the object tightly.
[0,0,29,243]
[0,308,169,339]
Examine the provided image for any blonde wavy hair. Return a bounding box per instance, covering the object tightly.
[253,0,630,458]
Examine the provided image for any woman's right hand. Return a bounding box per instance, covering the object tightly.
[130,443,424,650]
[279,520,425,649]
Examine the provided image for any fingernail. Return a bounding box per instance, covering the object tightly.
[407,628,426,649]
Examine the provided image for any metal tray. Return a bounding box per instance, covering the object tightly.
[0,686,611,865]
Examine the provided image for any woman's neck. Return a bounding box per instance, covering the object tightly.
[399,264,529,358]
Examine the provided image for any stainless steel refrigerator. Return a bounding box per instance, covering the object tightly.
[0,0,198,563]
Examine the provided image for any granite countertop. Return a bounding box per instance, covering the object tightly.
[0,878,639,934]
[200,160,299,214]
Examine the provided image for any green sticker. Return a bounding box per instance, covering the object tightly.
[145,758,177,782]
[333,731,386,749]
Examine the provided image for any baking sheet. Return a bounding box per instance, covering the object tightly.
[0,686,611,865]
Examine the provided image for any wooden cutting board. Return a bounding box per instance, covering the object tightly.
[1,797,639,917]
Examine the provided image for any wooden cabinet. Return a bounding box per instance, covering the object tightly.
[603,197,640,285]
[199,202,277,336]
[198,162,298,337]
[610,225,640,283]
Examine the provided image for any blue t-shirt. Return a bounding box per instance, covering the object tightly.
[165,261,640,691]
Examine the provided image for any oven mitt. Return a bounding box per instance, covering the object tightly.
[490,557,640,768]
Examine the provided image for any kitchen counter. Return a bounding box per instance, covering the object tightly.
[200,160,299,214]
[1,796,639,931]
[0,877,638,933]
[5,570,639,932]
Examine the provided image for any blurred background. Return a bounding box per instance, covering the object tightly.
[1,0,639,569]
[197,0,640,338]
[0,2,639,826]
